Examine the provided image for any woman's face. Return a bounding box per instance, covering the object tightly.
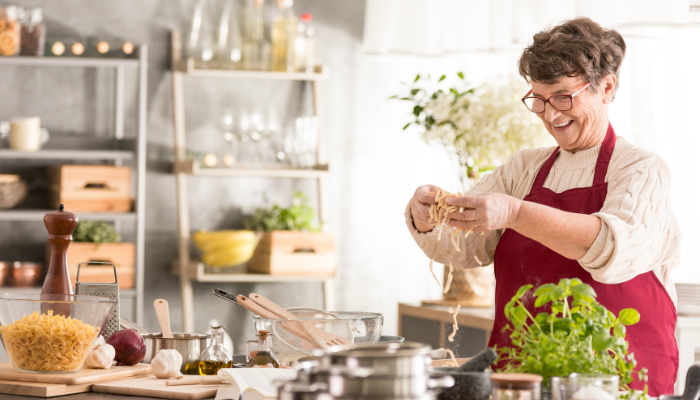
[530,75,615,152]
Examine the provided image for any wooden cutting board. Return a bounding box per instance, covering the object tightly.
[0,362,152,385]
[0,379,93,397]
[93,376,222,400]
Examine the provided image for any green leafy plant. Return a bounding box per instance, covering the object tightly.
[73,221,122,244]
[498,278,647,397]
[392,73,550,186]
[243,192,318,232]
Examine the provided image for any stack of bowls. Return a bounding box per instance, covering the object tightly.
[281,342,454,400]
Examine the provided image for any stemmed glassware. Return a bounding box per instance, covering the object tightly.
[217,106,316,168]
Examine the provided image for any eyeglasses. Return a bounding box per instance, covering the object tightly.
[521,82,591,113]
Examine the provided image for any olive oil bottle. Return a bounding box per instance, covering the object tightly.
[196,325,233,375]
[246,330,280,368]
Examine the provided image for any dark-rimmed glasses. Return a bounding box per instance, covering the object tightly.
[521,82,591,113]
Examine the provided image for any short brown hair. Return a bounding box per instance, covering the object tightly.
[518,17,626,95]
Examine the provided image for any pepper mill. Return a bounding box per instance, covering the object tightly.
[42,204,78,297]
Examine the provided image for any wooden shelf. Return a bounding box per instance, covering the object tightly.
[0,56,139,68]
[175,58,328,81]
[174,159,329,178]
[0,149,133,160]
[0,210,137,222]
[172,260,332,283]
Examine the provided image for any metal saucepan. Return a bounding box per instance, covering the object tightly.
[141,332,210,373]
[319,342,433,378]
[311,371,454,397]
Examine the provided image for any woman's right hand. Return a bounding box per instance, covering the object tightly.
[410,185,441,233]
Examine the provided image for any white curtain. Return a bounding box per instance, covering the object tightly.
[364,0,695,55]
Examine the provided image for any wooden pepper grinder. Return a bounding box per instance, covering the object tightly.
[42,204,78,297]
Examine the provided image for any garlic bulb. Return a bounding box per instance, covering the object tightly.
[85,336,116,369]
[151,349,183,379]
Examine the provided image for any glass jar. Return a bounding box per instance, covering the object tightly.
[246,329,280,368]
[19,7,45,56]
[0,6,21,56]
[196,325,233,375]
[491,373,543,400]
[550,374,619,400]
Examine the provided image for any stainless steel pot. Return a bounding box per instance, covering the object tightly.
[279,382,334,400]
[141,333,210,373]
[321,342,433,377]
[311,371,454,397]
[332,392,439,400]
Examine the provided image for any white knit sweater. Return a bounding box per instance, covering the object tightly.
[405,136,681,305]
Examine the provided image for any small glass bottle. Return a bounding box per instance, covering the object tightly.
[241,0,271,71]
[246,330,280,368]
[491,373,543,400]
[294,13,316,73]
[197,325,233,375]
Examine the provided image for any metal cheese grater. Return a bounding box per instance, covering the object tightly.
[75,261,120,339]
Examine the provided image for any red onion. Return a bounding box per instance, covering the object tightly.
[108,329,146,366]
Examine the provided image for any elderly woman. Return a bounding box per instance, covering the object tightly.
[406,18,679,395]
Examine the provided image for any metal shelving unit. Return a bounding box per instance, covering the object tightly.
[0,50,148,325]
[170,31,334,332]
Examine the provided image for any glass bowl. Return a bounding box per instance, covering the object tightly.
[0,294,117,373]
[253,308,383,364]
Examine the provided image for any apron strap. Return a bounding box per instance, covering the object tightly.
[532,146,560,190]
[592,123,617,186]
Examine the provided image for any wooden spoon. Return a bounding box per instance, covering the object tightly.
[154,299,173,339]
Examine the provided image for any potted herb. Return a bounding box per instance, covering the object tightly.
[58,221,135,288]
[497,278,647,398]
[244,192,335,276]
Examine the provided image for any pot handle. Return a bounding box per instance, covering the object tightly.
[428,374,455,390]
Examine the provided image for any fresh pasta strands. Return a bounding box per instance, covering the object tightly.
[428,190,472,252]
[429,258,440,287]
[448,305,460,342]
[443,263,454,294]
[474,255,483,266]
[446,349,459,367]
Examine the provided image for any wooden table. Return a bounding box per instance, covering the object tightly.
[398,303,495,358]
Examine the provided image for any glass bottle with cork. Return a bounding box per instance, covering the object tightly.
[196,325,233,375]
[246,330,280,368]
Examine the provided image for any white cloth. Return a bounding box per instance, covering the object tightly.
[405,136,681,304]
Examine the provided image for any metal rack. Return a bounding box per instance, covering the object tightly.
[170,31,334,332]
[0,48,148,325]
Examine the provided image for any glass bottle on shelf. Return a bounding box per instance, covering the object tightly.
[294,13,316,73]
[246,330,280,368]
[19,8,46,57]
[197,325,233,375]
[242,0,271,71]
[216,0,242,68]
[271,0,297,72]
[0,6,21,56]
[186,0,215,67]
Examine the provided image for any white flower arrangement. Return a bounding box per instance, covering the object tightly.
[395,73,552,186]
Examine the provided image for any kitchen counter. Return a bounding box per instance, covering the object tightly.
[0,394,201,400]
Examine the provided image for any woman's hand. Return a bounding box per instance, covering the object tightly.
[410,185,441,233]
[445,193,522,232]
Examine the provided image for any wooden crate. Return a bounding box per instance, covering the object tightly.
[248,231,336,276]
[47,242,135,289]
[48,165,131,212]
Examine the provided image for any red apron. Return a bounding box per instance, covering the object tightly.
[488,124,678,396]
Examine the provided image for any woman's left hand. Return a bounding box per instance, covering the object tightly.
[445,193,522,232]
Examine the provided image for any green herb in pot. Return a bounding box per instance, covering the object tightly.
[497,278,647,398]
[243,191,319,232]
[73,221,122,244]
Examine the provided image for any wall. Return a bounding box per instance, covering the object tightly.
[0,0,373,355]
